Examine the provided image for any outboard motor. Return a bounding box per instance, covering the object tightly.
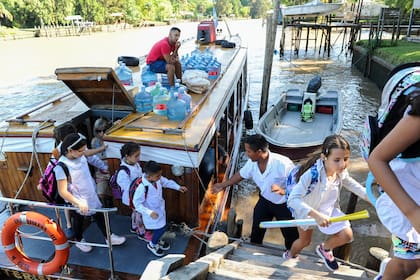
[306,75,322,93]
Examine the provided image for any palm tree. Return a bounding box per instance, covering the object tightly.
[0,3,13,26]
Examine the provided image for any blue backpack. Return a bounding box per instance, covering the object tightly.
[286,164,319,200]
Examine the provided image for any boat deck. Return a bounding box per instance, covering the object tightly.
[0,207,190,278]
[270,111,334,147]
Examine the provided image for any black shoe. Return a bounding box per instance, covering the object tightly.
[158,240,170,251]
[316,244,339,271]
[147,243,164,257]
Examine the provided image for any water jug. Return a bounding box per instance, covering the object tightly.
[177,86,192,114]
[116,62,133,86]
[141,65,158,86]
[152,89,170,116]
[167,90,186,121]
[150,82,162,97]
[135,86,153,113]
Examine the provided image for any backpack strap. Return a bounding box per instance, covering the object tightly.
[57,162,71,183]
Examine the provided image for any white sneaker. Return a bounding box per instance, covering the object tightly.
[106,233,126,246]
[75,239,93,253]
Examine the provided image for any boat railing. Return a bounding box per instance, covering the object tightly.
[0,196,120,280]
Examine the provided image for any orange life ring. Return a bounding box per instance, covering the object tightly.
[1,211,70,275]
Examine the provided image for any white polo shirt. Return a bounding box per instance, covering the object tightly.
[239,151,295,204]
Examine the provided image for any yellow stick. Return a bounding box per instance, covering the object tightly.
[329,209,370,223]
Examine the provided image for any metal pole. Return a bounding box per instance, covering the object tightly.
[260,0,280,118]
[407,8,414,38]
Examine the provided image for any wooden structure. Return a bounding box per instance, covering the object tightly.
[255,85,342,160]
[0,41,248,278]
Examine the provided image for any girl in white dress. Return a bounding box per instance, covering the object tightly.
[286,135,369,271]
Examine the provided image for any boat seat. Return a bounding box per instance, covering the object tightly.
[285,89,303,104]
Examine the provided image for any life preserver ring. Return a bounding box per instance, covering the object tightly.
[1,211,69,275]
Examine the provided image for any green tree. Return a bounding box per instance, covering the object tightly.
[0,2,14,26]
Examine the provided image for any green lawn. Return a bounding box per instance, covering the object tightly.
[355,39,420,66]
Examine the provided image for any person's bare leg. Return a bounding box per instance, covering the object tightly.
[323,227,353,250]
[383,258,420,280]
[174,61,182,81]
[289,227,313,257]
[166,64,175,86]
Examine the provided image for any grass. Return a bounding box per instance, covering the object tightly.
[355,39,420,66]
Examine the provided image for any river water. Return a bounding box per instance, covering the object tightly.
[0,19,389,267]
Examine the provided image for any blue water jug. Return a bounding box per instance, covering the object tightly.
[135,86,153,113]
[150,82,162,97]
[116,62,133,86]
[152,87,170,116]
[141,65,158,86]
[177,87,191,114]
[167,90,186,121]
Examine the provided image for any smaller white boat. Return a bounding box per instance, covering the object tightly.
[256,76,343,160]
[282,0,343,17]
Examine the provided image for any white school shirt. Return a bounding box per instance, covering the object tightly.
[132,175,180,230]
[55,155,102,215]
[116,160,143,206]
[239,151,295,204]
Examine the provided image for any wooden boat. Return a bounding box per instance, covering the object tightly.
[282,0,343,17]
[256,80,343,160]
[0,40,248,279]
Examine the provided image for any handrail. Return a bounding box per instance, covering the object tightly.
[0,197,119,280]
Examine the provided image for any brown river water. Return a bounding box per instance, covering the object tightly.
[0,19,390,267]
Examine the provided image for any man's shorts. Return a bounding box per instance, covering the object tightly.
[149,60,167,73]
[392,235,420,260]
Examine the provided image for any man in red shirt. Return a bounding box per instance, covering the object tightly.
[146,27,182,87]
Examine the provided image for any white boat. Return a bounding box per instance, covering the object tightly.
[256,77,343,160]
[282,0,343,17]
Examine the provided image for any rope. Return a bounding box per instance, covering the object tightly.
[14,120,54,199]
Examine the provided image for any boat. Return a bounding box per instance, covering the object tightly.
[282,0,343,17]
[0,37,248,279]
[255,76,343,160]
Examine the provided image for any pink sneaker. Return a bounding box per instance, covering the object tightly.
[316,243,339,271]
[138,230,153,242]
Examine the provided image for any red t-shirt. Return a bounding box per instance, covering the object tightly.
[146,37,175,64]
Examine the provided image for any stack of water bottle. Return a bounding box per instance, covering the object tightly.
[180,47,221,80]
[115,61,133,86]
[135,80,192,122]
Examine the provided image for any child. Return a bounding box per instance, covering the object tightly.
[132,160,187,257]
[51,122,108,238]
[91,118,113,207]
[286,134,369,271]
[368,88,420,280]
[115,142,148,240]
[55,133,126,253]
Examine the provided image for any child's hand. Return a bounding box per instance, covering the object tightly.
[100,144,108,152]
[77,199,89,215]
[271,184,285,195]
[313,212,331,227]
[179,186,188,193]
[150,211,159,219]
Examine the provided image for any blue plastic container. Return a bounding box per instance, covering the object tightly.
[135,86,153,113]
[152,87,170,116]
[141,65,158,86]
[115,62,133,86]
[177,87,192,114]
[167,90,186,121]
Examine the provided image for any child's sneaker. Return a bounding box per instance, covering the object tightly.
[316,243,339,271]
[106,233,126,246]
[130,227,137,234]
[158,240,170,251]
[374,257,390,280]
[147,243,164,257]
[137,231,153,242]
[75,239,93,253]
[282,250,297,259]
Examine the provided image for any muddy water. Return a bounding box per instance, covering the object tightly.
[0,19,390,267]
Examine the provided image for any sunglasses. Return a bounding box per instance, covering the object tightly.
[96,129,106,133]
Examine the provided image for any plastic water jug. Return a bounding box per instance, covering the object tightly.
[150,82,162,97]
[167,90,186,121]
[135,86,153,113]
[116,62,133,86]
[177,87,191,114]
[141,65,158,86]
[152,89,170,116]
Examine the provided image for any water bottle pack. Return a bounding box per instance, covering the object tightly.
[180,47,221,80]
[115,62,133,86]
